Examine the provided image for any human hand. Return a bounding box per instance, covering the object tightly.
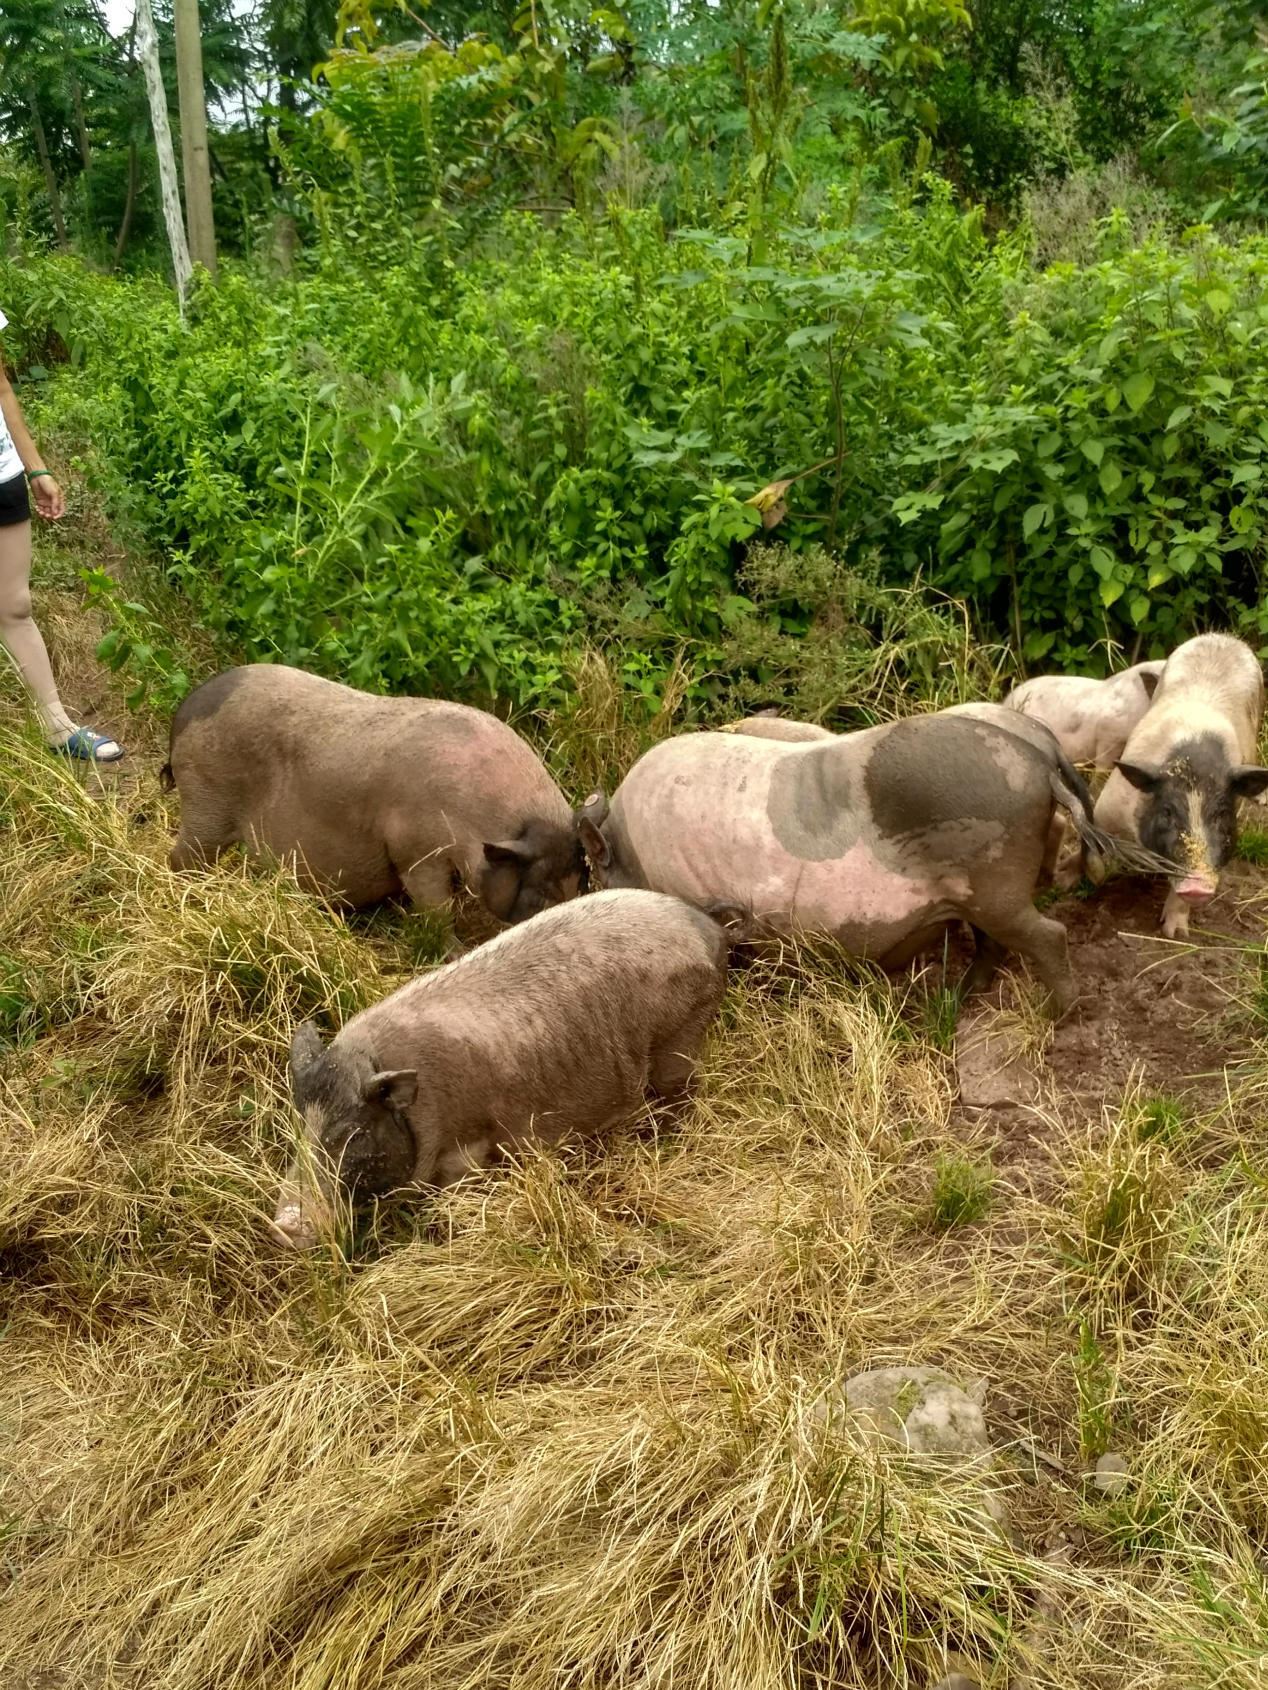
[30,474,66,521]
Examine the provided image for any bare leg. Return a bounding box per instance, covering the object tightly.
[0,517,74,738]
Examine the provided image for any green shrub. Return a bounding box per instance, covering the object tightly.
[11,200,1268,714]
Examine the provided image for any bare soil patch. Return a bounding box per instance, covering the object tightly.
[947,865,1265,1162]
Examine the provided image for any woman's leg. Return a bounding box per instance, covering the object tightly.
[0,515,75,740]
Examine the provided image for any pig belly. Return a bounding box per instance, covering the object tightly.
[244,805,399,904]
[649,834,970,960]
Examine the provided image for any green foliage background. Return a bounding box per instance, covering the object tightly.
[6,0,1268,716]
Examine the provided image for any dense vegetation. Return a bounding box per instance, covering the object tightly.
[6,0,1268,715]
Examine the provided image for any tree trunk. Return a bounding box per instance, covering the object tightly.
[71,75,92,172]
[174,0,217,276]
[113,141,139,265]
[28,91,69,252]
[135,0,193,308]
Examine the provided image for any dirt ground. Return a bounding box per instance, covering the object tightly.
[950,860,1265,1157]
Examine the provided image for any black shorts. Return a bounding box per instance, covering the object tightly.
[0,471,30,526]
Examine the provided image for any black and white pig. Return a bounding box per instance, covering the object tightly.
[272,889,729,1249]
[578,712,1105,1016]
[1094,633,1268,937]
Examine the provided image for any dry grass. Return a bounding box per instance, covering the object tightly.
[4,717,1268,1689]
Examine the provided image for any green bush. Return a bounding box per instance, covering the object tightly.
[9,197,1268,713]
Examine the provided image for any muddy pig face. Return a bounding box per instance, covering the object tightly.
[272,1021,419,1249]
[481,821,587,924]
[1117,735,1268,905]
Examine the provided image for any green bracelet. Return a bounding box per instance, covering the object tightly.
[26,469,52,482]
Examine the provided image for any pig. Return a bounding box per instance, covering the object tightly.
[723,715,837,744]
[1093,634,1268,938]
[578,713,1107,1016]
[271,889,729,1249]
[1005,661,1165,770]
[162,664,587,922]
[724,705,1096,887]
[938,701,1108,887]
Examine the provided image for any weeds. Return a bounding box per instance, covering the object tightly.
[929,1152,994,1228]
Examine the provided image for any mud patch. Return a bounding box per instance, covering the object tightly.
[939,863,1265,1160]
[955,1008,1043,1111]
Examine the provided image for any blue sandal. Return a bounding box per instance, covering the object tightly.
[54,727,126,764]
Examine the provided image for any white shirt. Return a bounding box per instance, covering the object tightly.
[0,308,25,483]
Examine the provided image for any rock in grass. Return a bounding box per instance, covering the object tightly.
[812,1366,1006,1530]
[930,1675,981,1690]
[842,1366,991,1458]
[1093,1451,1130,1497]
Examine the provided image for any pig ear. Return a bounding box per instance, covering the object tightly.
[1115,759,1162,793]
[483,839,533,866]
[1138,670,1161,700]
[362,1069,418,1111]
[289,1020,325,1085]
[577,815,610,869]
[575,789,609,827]
[1230,765,1268,800]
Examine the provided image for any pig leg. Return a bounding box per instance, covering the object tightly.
[971,906,1075,1017]
[960,927,1007,999]
[1044,811,1089,892]
[398,855,456,911]
[169,812,235,871]
[648,997,721,1103]
[1161,891,1192,941]
[435,1136,494,1185]
[648,1038,700,1104]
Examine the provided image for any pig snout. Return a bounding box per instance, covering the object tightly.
[1174,874,1217,906]
[270,1178,331,1251]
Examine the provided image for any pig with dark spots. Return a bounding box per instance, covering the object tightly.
[1093,634,1268,938]
[271,890,729,1249]
[937,702,1108,886]
[726,703,1104,885]
[1005,661,1165,770]
[163,664,587,922]
[579,714,1105,1016]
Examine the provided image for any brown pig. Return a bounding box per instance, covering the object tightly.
[272,889,729,1248]
[162,664,586,921]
